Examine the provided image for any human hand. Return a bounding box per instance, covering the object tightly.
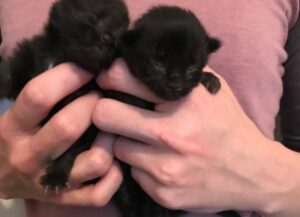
[94,59,300,215]
[0,63,122,207]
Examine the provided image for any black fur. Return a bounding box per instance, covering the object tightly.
[121,6,221,101]
[0,1,237,216]
[0,0,129,190]
[0,0,129,99]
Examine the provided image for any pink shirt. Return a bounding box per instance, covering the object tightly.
[0,0,299,217]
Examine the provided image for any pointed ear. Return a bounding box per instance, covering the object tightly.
[45,4,60,36]
[120,29,143,47]
[207,37,221,53]
[45,21,56,35]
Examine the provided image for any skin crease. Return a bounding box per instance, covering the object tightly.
[94,59,300,217]
[0,63,123,207]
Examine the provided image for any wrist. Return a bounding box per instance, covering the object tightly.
[256,141,300,217]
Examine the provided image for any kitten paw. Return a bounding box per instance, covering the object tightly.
[201,72,221,94]
[40,164,70,194]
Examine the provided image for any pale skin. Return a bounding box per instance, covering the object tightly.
[94,59,300,217]
[0,63,123,207]
[1,60,300,217]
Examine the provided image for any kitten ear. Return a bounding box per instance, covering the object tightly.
[120,29,143,47]
[45,4,60,36]
[207,37,221,53]
[45,21,56,36]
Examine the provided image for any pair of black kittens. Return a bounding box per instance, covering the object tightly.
[0,0,239,216]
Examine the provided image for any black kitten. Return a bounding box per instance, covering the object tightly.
[121,6,221,101]
[0,0,129,190]
[118,6,239,217]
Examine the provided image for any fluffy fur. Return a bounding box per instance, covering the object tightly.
[0,0,129,190]
[121,6,221,101]
[0,1,238,217]
[0,0,129,99]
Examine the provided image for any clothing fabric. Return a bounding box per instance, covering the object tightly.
[281,17,300,152]
[0,99,12,114]
[0,0,299,217]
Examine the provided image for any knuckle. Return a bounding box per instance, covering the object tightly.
[88,152,111,176]
[153,123,181,148]
[22,81,51,110]
[52,115,81,141]
[157,160,185,186]
[149,122,166,142]
[93,99,114,127]
[162,129,184,145]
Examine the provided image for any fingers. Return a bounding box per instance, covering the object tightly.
[93,98,164,145]
[9,63,93,131]
[131,167,159,195]
[131,168,178,210]
[69,132,115,185]
[114,137,159,172]
[97,59,163,103]
[32,92,100,161]
[114,137,184,187]
[53,161,122,207]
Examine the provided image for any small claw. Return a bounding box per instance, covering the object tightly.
[65,182,71,189]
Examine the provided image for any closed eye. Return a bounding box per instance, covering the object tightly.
[186,65,200,78]
[150,60,166,73]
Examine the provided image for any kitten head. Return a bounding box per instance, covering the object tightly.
[121,6,220,100]
[46,0,129,74]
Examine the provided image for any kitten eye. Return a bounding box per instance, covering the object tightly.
[101,33,113,43]
[186,65,200,78]
[151,60,165,72]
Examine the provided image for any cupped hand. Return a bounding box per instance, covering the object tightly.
[93,59,300,215]
[0,63,122,207]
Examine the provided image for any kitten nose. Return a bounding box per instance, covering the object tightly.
[167,74,182,90]
[167,81,182,90]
